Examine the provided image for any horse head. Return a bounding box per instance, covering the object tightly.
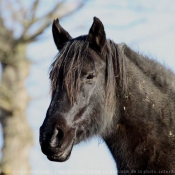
[39,17,117,162]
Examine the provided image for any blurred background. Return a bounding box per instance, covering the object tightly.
[0,0,175,175]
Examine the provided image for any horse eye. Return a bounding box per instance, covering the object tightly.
[86,73,95,79]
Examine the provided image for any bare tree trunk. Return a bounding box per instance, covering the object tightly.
[0,44,33,175]
[0,1,86,174]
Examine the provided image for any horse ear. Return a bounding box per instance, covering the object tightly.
[88,17,106,53]
[52,18,72,50]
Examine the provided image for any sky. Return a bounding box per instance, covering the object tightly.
[1,0,175,175]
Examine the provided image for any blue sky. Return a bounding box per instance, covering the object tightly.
[1,0,175,174]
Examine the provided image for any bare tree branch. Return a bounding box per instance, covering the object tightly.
[18,0,86,43]
[4,0,23,23]
[16,0,27,19]
[19,1,64,41]
[0,0,8,31]
[0,0,86,43]
[30,0,40,21]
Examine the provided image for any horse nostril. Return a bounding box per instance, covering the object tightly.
[57,128,64,141]
[49,128,64,148]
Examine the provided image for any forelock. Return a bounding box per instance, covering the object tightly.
[49,38,89,103]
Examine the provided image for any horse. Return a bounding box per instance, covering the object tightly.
[39,17,175,174]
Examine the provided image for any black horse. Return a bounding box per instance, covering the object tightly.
[40,17,175,174]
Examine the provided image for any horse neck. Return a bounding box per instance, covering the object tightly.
[103,44,175,165]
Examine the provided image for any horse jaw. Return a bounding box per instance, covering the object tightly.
[47,139,74,162]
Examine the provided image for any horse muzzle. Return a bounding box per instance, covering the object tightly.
[40,124,76,162]
[46,138,74,162]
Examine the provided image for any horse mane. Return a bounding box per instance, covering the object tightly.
[124,45,175,97]
[49,37,127,115]
[106,40,128,93]
[50,36,89,103]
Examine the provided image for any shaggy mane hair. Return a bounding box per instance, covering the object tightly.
[49,37,127,112]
